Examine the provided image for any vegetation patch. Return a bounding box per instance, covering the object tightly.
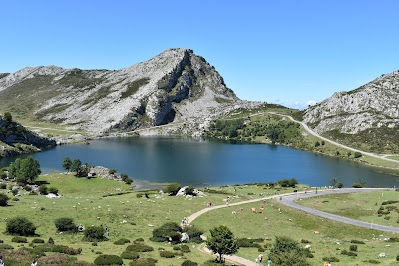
[121,78,150,99]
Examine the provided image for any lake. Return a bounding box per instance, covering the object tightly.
[1,136,398,188]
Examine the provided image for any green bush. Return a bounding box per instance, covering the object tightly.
[125,177,134,185]
[184,225,204,243]
[301,239,311,243]
[185,186,195,196]
[165,183,182,195]
[341,250,357,256]
[84,226,106,242]
[151,222,182,243]
[108,169,116,175]
[120,174,129,181]
[121,251,139,259]
[181,244,190,253]
[396,254,399,261]
[48,187,59,194]
[160,250,176,258]
[114,238,131,245]
[32,238,45,243]
[364,260,380,264]
[126,243,154,252]
[54,217,77,232]
[39,185,48,195]
[0,244,14,250]
[24,185,32,191]
[277,178,298,188]
[322,256,339,262]
[182,260,198,266]
[11,188,19,196]
[129,258,157,266]
[350,240,365,244]
[337,182,344,188]
[0,184,7,189]
[0,193,10,206]
[237,238,263,248]
[354,152,362,158]
[94,254,123,265]
[135,238,144,242]
[48,237,55,244]
[352,182,364,188]
[6,217,36,236]
[349,245,358,251]
[11,236,28,243]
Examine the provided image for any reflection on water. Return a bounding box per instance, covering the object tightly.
[1,136,398,188]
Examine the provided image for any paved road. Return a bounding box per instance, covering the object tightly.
[269,112,399,164]
[279,188,399,233]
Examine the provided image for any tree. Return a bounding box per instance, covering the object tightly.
[54,217,76,232]
[71,159,81,174]
[8,158,21,180]
[6,217,36,236]
[79,162,91,177]
[3,112,12,122]
[84,226,106,242]
[269,236,311,266]
[329,178,338,188]
[39,185,48,195]
[337,182,344,188]
[48,187,59,195]
[16,156,41,184]
[165,183,182,196]
[206,225,238,263]
[0,193,10,206]
[62,157,72,172]
[315,141,320,147]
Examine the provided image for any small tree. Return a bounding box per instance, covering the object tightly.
[0,193,10,206]
[6,217,36,236]
[48,187,59,195]
[3,112,12,122]
[329,178,338,188]
[16,157,41,184]
[185,186,195,196]
[84,226,106,242]
[314,141,320,147]
[62,157,72,172]
[39,185,48,195]
[337,182,344,188]
[165,183,182,196]
[354,152,362,158]
[71,159,82,174]
[269,236,311,266]
[54,218,77,232]
[206,225,238,263]
[108,169,116,175]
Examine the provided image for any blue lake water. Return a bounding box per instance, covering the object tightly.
[1,136,398,188]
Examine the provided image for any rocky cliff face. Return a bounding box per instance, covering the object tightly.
[0,48,241,135]
[302,70,399,134]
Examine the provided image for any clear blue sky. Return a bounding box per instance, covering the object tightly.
[1,0,398,109]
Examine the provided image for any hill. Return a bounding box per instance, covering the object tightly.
[0,48,256,136]
[0,113,56,158]
[298,70,399,153]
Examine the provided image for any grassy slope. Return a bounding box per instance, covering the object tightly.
[0,176,397,265]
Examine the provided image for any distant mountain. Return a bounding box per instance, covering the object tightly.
[0,48,248,135]
[0,114,56,158]
[299,70,399,153]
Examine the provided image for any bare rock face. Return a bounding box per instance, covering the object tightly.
[302,70,399,134]
[0,48,243,135]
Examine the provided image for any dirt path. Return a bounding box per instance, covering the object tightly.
[267,112,399,163]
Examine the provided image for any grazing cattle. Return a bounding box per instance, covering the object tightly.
[250,208,257,213]
[259,206,264,212]
[313,229,320,234]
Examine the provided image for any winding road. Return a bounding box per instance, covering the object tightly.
[269,112,399,164]
[189,188,398,265]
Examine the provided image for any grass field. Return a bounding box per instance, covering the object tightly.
[0,175,398,265]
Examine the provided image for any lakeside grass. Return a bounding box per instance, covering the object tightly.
[1,175,397,265]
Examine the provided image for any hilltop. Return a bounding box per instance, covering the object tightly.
[297,70,399,154]
[0,49,259,136]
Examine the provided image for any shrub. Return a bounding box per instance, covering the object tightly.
[315,141,320,147]
[24,185,32,191]
[337,182,343,188]
[237,238,263,248]
[120,174,128,181]
[135,238,144,242]
[54,217,77,232]
[151,222,182,243]
[185,186,195,196]
[184,225,204,243]
[6,217,36,236]
[165,183,182,195]
[84,226,106,242]
[341,250,357,256]
[92,242,98,246]
[0,184,7,189]
[121,251,140,259]
[349,245,358,251]
[351,240,365,244]
[354,152,362,158]
[0,244,14,250]
[0,193,10,206]
[11,236,28,243]
[11,189,19,196]
[396,254,399,261]
[301,239,311,243]
[48,237,55,244]
[181,244,190,253]
[108,169,116,175]
[32,238,45,243]
[129,258,157,266]
[126,243,154,252]
[160,250,176,258]
[39,185,48,195]
[114,238,131,245]
[352,182,364,188]
[364,260,380,264]
[94,254,123,265]
[381,200,399,205]
[278,178,298,188]
[322,256,339,262]
[182,260,198,266]
[48,187,59,194]
[125,178,134,185]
